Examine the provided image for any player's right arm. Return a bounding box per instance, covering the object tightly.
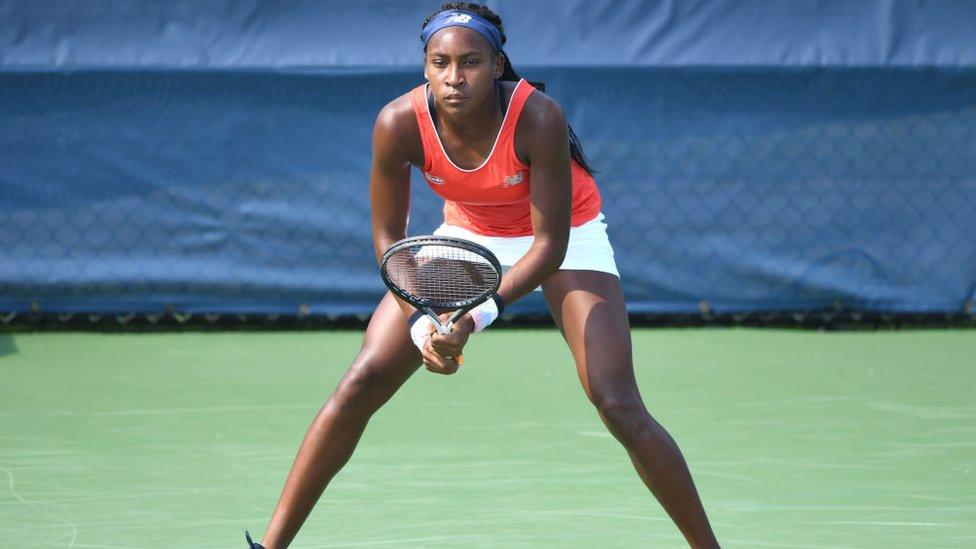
[369,97,422,320]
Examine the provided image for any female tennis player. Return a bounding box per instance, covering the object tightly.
[248,3,719,547]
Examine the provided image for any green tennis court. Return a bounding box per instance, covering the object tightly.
[1,328,974,548]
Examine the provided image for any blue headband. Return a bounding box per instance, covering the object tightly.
[421,10,503,53]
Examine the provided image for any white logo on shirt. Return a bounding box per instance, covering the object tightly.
[502,171,525,187]
[424,172,445,185]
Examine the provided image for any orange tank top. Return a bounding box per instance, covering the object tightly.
[409,79,602,237]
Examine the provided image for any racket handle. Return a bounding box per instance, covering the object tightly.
[425,312,453,335]
[429,316,462,366]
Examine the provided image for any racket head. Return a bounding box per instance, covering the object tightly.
[380,235,502,311]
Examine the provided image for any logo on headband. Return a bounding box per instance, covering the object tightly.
[447,13,473,24]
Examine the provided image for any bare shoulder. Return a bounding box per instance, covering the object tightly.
[373,90,423,166]
[514,86,569,161]
[374,92,419,139]
[519,87,568,134]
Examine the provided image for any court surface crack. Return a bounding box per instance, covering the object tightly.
[1,463,79,548]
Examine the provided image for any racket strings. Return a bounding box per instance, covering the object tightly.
[385,244,499,307]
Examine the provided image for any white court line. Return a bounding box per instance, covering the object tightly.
[524,509,670,522]
[0,487,220,506]
[90,403,310,416]
[809,520,965,527]
[714,503,973,512]
[1,463,78,548]
[717,539,836,549]
[576,430,613,439]
[301,534,502,547]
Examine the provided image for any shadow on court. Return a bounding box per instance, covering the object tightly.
[0,333,18,356]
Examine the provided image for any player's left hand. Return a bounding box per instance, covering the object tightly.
[428,312,473,362]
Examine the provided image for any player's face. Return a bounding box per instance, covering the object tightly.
[424,28,504,114]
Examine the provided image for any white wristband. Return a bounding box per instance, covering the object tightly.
[468,298,499,333]
[409,313,433,353]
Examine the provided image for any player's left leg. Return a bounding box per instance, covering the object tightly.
[542,270,719,549]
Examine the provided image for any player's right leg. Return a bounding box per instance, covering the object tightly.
[257,292,421,548]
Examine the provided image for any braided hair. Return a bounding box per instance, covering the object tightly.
[421,2,595,175]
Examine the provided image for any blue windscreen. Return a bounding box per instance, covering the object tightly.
[2,1,974,316]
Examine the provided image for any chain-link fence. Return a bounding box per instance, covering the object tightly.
[1,68,975,326]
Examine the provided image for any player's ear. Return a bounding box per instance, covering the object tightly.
[493,53,505,79]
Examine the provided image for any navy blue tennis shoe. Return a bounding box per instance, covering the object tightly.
[245,531,265,549]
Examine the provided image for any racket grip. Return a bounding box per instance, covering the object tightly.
[431,318,462,366]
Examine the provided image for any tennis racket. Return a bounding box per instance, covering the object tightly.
[380,235,502,362]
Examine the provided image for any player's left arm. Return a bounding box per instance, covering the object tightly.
[494,93,572,305]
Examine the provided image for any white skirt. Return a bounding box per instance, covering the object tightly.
[432,213,620,285]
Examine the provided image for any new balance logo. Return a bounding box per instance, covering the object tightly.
[424,172,445,185]
[502,171,525,187]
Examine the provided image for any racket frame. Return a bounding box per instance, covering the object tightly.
[380,235,502,335]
